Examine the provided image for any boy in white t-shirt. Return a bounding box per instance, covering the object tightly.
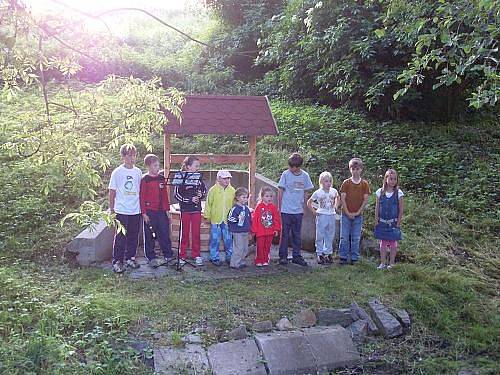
[307,171,339,264]
[109,144,143,273]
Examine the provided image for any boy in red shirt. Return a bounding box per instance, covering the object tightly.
[251,186,281,266]
[140,154,173,267]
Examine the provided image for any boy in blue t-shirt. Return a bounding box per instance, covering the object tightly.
[278,153,314,266]
[227,187,252,269]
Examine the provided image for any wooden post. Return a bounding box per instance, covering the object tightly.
[164,133,171,199]
[248,135,257,208]
[164,133,171,175]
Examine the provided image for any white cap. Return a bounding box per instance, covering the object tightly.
[217,170,232,179]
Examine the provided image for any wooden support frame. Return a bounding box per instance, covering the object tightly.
[163,133,258,208]
[248,136,257,207]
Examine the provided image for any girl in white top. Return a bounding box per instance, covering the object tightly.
[307,171,339,264]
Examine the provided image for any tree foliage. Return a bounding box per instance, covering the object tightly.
[256,0,499,119]
[0,0,184,227]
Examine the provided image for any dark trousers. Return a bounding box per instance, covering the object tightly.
[143,210,173,260]
[113,213,141,264]
[279,213,303,259]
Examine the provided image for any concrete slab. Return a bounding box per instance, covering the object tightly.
[207,338,267,375]
[95,244,320,281]
[153,344,210,374]
[255,330,317,375]
[304,326,361,373]
[255,326,360,375]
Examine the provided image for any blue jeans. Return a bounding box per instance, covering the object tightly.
[315,214,336,255]
[279,213,303,259]
[209,222,232,262]
[339,214,363,261]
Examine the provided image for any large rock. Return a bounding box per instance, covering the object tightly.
[367,299,403,338]
[255,326,360,375]
[390,308,411,330]
[207,338,267,375]
[68,219,114,265]
[348,319,368,344]
[291,309,317,328]
[227,325,248,340]
[317,308,353,327]
[276,317,294,331]
[350,301,379,335]
[154,344,209,374]
[252,320,273,333]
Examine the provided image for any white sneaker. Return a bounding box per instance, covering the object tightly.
[195,257,204,266]
[178,259,186,265]
[263,262,269,266]
[256,263,263,267]
[377,263,387,270]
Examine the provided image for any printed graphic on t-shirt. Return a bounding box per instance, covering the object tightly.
[124,175,137,195]
[293,181,305,191]
[318,194,334,210]
[260,208,274,228]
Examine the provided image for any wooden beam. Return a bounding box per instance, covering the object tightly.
[163,133,172,198]
[170,154,251,164]
[164,133,171,174]
[248,136,257,208]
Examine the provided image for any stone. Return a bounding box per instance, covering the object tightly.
[227,324,248,340]
[205,324,217,336]
[348,319,368,344]
[276,317,294,331]
[350,301,379,335]
[390,308,411,330]
[207,338,267,375]
[182,334,203,344]
[316,308,353,327]
[255,326,360,375]
[252,320,273,333]
[69,219,114,265]
[153,344,209,375]
[367,298,403,338]
[291,309,317,328]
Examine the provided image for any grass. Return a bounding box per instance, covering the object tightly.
[0,91,499,373]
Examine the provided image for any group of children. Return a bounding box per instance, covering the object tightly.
[109,144,403,273]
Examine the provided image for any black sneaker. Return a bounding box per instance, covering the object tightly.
[339,258,348,265]
[326,255,334,264]
[317,255,326,265]
[292,256,308,267]
[278,258,289,265]
[350,260,358,265]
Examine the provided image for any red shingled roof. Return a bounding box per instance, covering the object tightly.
[163,95,278,136]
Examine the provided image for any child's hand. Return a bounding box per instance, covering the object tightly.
[273,230,279,237]
[142,213,150,223]
[192,196,200,204]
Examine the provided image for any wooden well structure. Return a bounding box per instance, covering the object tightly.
[162,95,278,207]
